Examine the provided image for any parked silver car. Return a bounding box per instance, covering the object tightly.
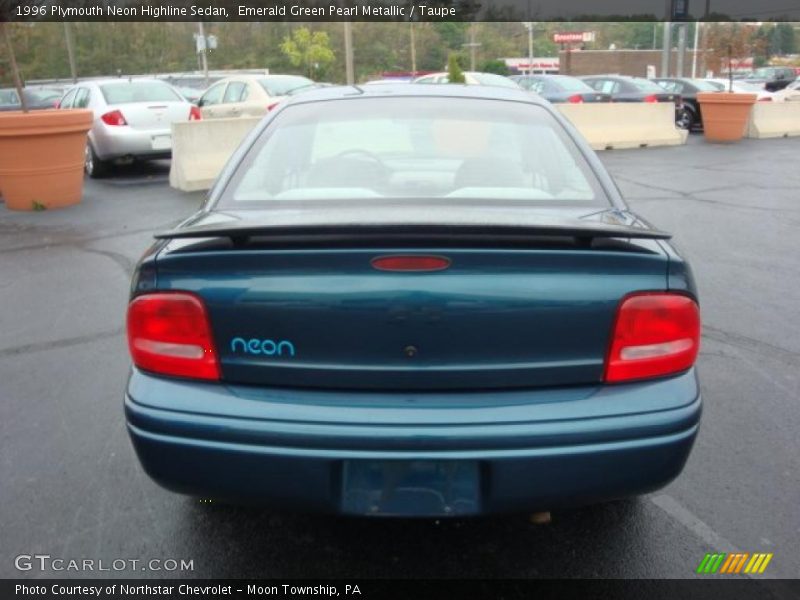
[58,79,199,177]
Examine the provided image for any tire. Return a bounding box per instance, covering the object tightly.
[676,107,695,131]
[84,142,110,178]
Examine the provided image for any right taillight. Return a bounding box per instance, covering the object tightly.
[127,292,220,381]
[189,105,202,120]
[101,110,127,126]
[567,94,584,103]
[604,293,700,383]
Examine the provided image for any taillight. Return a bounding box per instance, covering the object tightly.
[54,100,61,108]
[127,292,220,381]
[567,94,584,104]
[371,255,451,272]
[101,110,127,126]
[267,102,280,111]
[604,293,700,383]
[643,95,659,103]
[189,105,202,120]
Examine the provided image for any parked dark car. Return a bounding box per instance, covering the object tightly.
[743,66,797,92]
[581,75,681,105]
[125,84,701,516]
[0,87,62,111]
[652,78,722,130]
[511,74,612,103]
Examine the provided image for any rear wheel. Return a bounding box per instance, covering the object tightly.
[676,107,695,131]
[84,142,110,178]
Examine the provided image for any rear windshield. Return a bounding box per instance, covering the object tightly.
[470,73,521,89]
[258,76,315,97]
[222,97,608,207]
[632,79,666,92]
[100,81,182,105]
[551,77,592,92]
[0,89,20,106]
[690,80,721,92]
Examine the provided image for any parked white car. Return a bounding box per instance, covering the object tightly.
[59,78,198,177]
[773,80,800,102]
[197,74,315,119]
[412,72,521,89]
[702,79,776,102]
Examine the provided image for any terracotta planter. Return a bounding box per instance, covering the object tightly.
[0,109,93,211]
[696,92,757,142]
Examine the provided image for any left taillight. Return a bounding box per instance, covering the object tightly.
[101,110,127,126]
[267,101,280,112]
[567,94,584,103]
[643,94,659,103]
[604,293,700,384]
[189,105,202,120]
[127,292,220,381]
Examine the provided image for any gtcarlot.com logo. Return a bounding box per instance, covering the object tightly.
[696,552,773,575]
[14,554,194,572]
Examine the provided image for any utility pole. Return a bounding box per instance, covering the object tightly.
[197,22,209,87]
[522,22,534,75]
[409,22,416,75]
[676,23,687,77]
[462,24,480,72]
[661,23,672,76]
[661,0,672,76]
[691,22,700,78]
[343,21,354,85]
[63,22,77,84]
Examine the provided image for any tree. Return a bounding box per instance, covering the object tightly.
[280,27,335,79]
[447,53,465,83]
[704,23,766,83]
[479,59,510,75]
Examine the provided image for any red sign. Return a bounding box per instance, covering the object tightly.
[553,32,595,44]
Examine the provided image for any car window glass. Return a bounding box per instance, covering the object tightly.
[200,83,226,106]
[73,88,90,108]
[223,81,247,103]
[100,81,182,104]
[0,89,21,107]
[59,89,78,108]
[227,97,607,205]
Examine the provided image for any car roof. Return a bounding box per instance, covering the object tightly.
[66,78,170,88]
[215,74,311,83]
[281,83,546,107]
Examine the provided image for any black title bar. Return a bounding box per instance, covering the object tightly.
[2,0,800,22]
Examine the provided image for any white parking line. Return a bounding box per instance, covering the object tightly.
[650,494,787,582]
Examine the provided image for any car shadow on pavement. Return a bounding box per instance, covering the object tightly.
[176,498,653,578]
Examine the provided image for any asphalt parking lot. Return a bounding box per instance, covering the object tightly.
[1,135,799,581]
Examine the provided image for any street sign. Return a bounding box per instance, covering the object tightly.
[553,32,595,44]
[672,0,690,20]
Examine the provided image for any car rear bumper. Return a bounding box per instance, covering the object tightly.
[92,125,173,160]
[125,368,701,516]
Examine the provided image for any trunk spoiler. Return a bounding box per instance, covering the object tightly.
[156,213,671,242]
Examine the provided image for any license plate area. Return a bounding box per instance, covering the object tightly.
[151,135,172,150]
[342,460,480,516]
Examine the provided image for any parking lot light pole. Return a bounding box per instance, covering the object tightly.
[661,22,672,76]
[344,21,354,85]
[197,22,209,87]
[63,22,78,84]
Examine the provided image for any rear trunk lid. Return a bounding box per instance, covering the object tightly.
[114,101,190,131]
[153,207,670,391]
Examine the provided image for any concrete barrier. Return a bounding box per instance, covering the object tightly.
[556,103,688,151]
[169,117,261,192]
[746,102,800,139]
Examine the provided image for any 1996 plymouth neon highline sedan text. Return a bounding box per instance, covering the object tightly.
[125,84,701,517]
